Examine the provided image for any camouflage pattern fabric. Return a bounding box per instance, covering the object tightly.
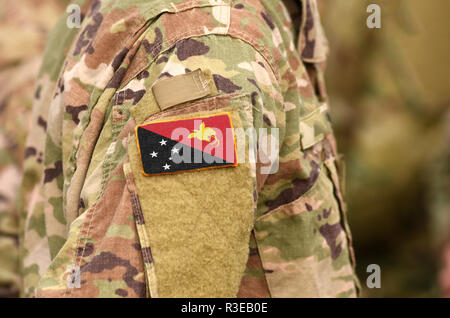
[0,0,67,298]
[19,0,358,297]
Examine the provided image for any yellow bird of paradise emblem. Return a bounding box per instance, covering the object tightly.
[188,121,219,147]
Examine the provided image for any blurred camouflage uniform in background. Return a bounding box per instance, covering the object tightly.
[17,0,359,298]
[431,108,450,297]
[320,0,450,297]
[0,0,66,297]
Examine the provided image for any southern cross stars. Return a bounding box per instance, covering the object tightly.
[171,147,179,154]
[150,151,158,158]
[163,163,171,170]
[159,139,167,146]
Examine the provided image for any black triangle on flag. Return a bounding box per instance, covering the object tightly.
[136,127,236,176]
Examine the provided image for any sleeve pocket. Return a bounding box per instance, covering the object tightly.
[127,93,256,297]
[299,102,332,150]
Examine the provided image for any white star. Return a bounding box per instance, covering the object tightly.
[150,151,158,158]
[171,147,179,154]
[163,163,171,170]
[159,139,167,146]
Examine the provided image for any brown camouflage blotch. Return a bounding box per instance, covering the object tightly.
[265,160,320,212]
[175,38,210,61]
[43,160,63,184]
[319,222,343,260]
[66,105,88,125]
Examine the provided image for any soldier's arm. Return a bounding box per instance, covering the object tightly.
[122,33,283,297]
[29,11,283,297]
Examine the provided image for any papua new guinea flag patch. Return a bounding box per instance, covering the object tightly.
[135,113,238,176]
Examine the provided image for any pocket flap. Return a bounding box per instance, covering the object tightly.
[300,102,332,150]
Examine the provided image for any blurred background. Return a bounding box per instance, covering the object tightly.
[0,0,449,297]
[321,0,450,297]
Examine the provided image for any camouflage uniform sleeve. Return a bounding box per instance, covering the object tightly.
[62,33,281,299]
[124,32,284,298]
[97,1,355,297]
[27,1,282,297]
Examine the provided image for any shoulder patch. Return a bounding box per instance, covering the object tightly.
[135,113,238,176]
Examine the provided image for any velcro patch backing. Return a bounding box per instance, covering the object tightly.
[152,69,212,110]
[135,113,238,176]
